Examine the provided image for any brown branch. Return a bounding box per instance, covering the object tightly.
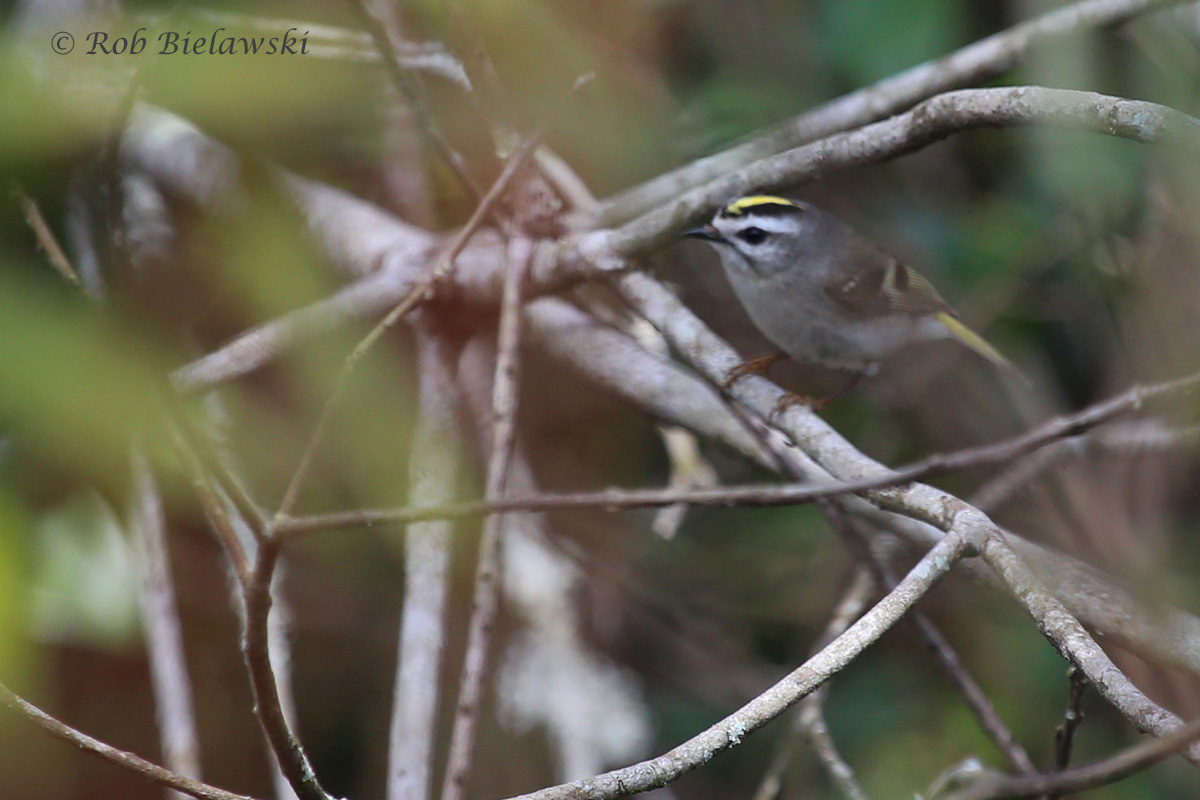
[593,0,1186,225]
[1049,667,1089,800]
[163,411,251,580]
[972,420,1200,512]
[0,682,256,800]
[608,87,1200,255]
[753,568,875,800]
[500,530,974,800]
[829,511,1036,776]
[441,235,535,800]
[270,119,546,524]
[945,715,1200,800]
[18,187,81,286]
[240,539,330,800]
[277,369,1200,534]
[344,0,484,201]
[130,449,204,795]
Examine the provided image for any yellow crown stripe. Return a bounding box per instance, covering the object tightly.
[724,195,799,215]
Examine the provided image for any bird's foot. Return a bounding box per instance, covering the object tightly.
[723,353,786,391]
[772,392,823,420]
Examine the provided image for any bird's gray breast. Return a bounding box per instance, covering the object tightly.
[720,256,922,370]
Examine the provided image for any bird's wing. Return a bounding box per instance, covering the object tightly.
[825,238,955,317]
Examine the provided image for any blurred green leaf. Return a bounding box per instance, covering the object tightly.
[28,492,138,648]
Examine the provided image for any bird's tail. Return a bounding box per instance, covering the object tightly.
[935,311,1030,384]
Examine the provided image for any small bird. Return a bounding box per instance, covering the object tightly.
[685,195,1020,404]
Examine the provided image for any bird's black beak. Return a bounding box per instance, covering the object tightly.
[684,225,724,243]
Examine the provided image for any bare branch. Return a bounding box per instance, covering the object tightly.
[18,187,81,286]
[979,533,1200,764]
[609,87,1200,255]
[130,449,204,797]
[753,568,875,800]
[593,0,1186,225]
[344,0,484,201]
[945,715,1200,800]
[972,420,1200,512]
[387,329,462,800]
[614,270,1200,760]
[276,368,1200,534]
[1050,667,1089,800]
[164,88,1200,395]
[501,531,973,800]
[829,511,1036,776]
[0,682,256,800]
[241,540,332,800]
[442,235,535,800]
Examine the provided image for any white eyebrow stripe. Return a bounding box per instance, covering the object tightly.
[729,216,794,235]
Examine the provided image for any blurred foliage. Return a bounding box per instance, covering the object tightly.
[0,0,1199,799]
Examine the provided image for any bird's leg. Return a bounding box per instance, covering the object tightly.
[723,352,786,391]
[772,368,871,418]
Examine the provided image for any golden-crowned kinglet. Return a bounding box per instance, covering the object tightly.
[685,195,1019,397]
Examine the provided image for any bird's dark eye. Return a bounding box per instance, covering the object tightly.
[738,227,768,245]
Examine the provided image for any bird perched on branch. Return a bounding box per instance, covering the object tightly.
[685,195,1021,406]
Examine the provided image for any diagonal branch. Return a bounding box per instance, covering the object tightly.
[614,270,1200,764]
[502,530,975,800]
[979,533,1200,765]
[162,89,1200,394]
[0,682,257,800]
[593,0,1186,225]
[441,235,535,800]
[945,715,1200,800]
[275,367,1200,533]
[753,568,875,800]
[608,87,1200,254]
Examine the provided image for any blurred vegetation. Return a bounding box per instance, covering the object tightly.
[1,0,1200,799]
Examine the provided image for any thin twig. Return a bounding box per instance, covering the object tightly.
[278,369,1200,534]
[593,0,1185,225]
[241,540,331,800]
[163,410,251,580]
[271,121,547,525]
[753,568,875,800]
[972,420,1200,512]
[501,531,973,800]
[829,510,1036,776]
[1049,667,1089,800]
[345,0,484,200]
[130,448,204,798]
[0,682,256,800]
[17,187,81,286]
[945,715,1200,800]
[979,531,1200,765]
[441,235,535,800]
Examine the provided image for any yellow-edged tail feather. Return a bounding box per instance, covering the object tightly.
[935,312,1029,384]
